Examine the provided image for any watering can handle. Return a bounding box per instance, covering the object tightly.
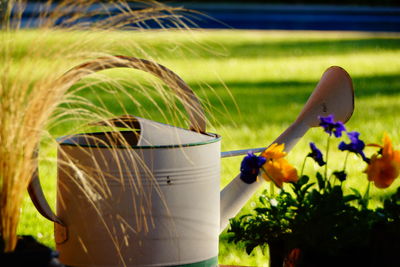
[28,167,68,244]
[28,56,206,242]
[28,170,63,225]
[60,55,206,133]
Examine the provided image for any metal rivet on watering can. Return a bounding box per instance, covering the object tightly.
[54,224,68,245]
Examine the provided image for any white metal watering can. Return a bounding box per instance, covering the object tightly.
[28,56,354,267]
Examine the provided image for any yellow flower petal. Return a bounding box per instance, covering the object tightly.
[262,158,298,188]
[261,143,286,160]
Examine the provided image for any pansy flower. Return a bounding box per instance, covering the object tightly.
[339,131,369,163]
[262,143,286,159]
[365,134,400,188]
[240,152,266,184]
[319,114,346,138]
[260,143,298,188]
[308,142,325,166]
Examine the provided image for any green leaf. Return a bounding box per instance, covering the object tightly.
[301,183,315,195]
[259,194,268,205]
[255,207,269,214]
[298,175,309,187]
[331,186,343,198]
[239,214,251,220]
[350,188,362,198]
[316,172,325,190]
[343,195,359,203]
[246,243,257,255]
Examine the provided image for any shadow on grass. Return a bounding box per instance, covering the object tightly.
[212,37,400,59]
[123,36,400,59]
[52,73,399,135]
[194,74,400,98]
[10,36,400,62]
[191,74,400,125]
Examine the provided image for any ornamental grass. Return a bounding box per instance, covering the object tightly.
[0,0,199,252]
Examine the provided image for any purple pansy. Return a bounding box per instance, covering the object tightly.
[240,152,266,184]
[308,142,326,166]
[319,115,346,138]
[338,131,369,163]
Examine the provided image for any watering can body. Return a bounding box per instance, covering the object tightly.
[29,56,221,266]
[54,118,220,266]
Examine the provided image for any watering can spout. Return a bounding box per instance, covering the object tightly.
[220,66,354,233]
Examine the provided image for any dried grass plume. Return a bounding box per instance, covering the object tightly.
[0,0,200,252]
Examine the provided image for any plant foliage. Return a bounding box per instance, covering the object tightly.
[229,116,400,267]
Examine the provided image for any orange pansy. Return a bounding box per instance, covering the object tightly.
[261,143,286,159]
[365,134,400,189]
[261,143,298,188]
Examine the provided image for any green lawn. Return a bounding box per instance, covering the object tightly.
[13,29,400,266]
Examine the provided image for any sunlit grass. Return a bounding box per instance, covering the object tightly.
[12,29,400,265]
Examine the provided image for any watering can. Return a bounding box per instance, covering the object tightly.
[28,56,354,267]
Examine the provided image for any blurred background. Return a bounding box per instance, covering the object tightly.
[10,0,400,32]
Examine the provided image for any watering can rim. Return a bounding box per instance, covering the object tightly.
[56,115,221,149]
[56,131,221,150]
